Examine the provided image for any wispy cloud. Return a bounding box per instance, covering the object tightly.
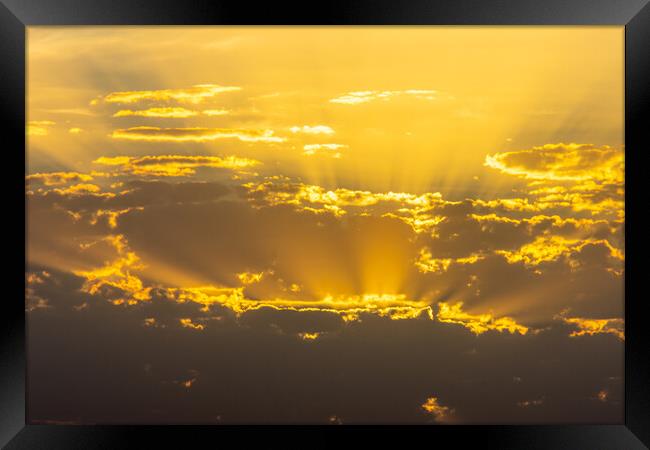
[303,143,347,158]
[202,109,230,116]
[27,120,56,136]
[113,107,199,118]
[437,302,529,335]
[557,313,624,341]
[111,126,286,143]
[113,107,231,118]
[27,171,94,186]
[94,154,260,176]
[485,143,623,183]
[104,84,241,104]
[290,125,334,135]
[330,89,439,105]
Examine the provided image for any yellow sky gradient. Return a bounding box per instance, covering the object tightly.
[28,27,623,195]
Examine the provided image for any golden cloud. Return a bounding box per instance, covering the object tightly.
[94,154,260,177]
[27,171,94,186]
[485,143,623,184]
[383,211,447,234]
[27,120,56,136]
[415,248,484,273]
[496,235,623,267]
[245,179,443,217]
[74,234,151,305]
[111,126,286,143]
[330,89,439,105]
[236,271,267,285]
[91,207,144,229]
[179,318,205,331]
[421,397,453,422]
[290,125,335,135]
[437,302,528,335]
[533,190,624,219]
[471,198,542,213]
[113,107,199,118]
[560,316,624,341]
[114,107,231,118]
[297,332,321,340]
[103,84,241,104]
[303,143,347,158]
[472,194,622,222]
[168,287,432,322]
[202,109,230,116]
[482,143,624,221]
[50,183,105,196]
[471,213,614,232]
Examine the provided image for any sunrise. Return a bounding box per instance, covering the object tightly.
[26,26,624,424]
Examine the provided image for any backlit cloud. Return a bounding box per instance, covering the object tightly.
[236,271,267,285]
[483,143,624,222]
[94,154,260,177]
[330,89,439,105]
[27,171,94,186]
[437,302,529,335]
[421,397,453,422]
[559,315,624,341]
[415,248,484,273]
[111,126,286,143]
[113,107,199,118]
[496,236,623,267]
[297,332,321,340]
[302,143,347,158]
[290,125,335,135]
[244,178,443,217]
[103,84,241,104]
[202,109,230,116]
[484,143,623,184]
[27,120,56,136]
[114,107,232,118]
[73,234,151,306]
[166,288,433,323]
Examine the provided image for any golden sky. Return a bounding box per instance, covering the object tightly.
[26,27,624,424]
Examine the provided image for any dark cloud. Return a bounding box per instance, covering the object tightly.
[26,153,624,424]
[27,174,624,324]
[27,268,623,424]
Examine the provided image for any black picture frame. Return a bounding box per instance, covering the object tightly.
[2,1,648,448]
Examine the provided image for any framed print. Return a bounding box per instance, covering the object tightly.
[1,0,649,448]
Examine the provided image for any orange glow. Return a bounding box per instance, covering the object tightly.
[421,397,452,422]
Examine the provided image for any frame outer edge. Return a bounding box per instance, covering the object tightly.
[0,0,647,448]
[0,1,26,448]
[0,0,649,25]
[625,1,650,447]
